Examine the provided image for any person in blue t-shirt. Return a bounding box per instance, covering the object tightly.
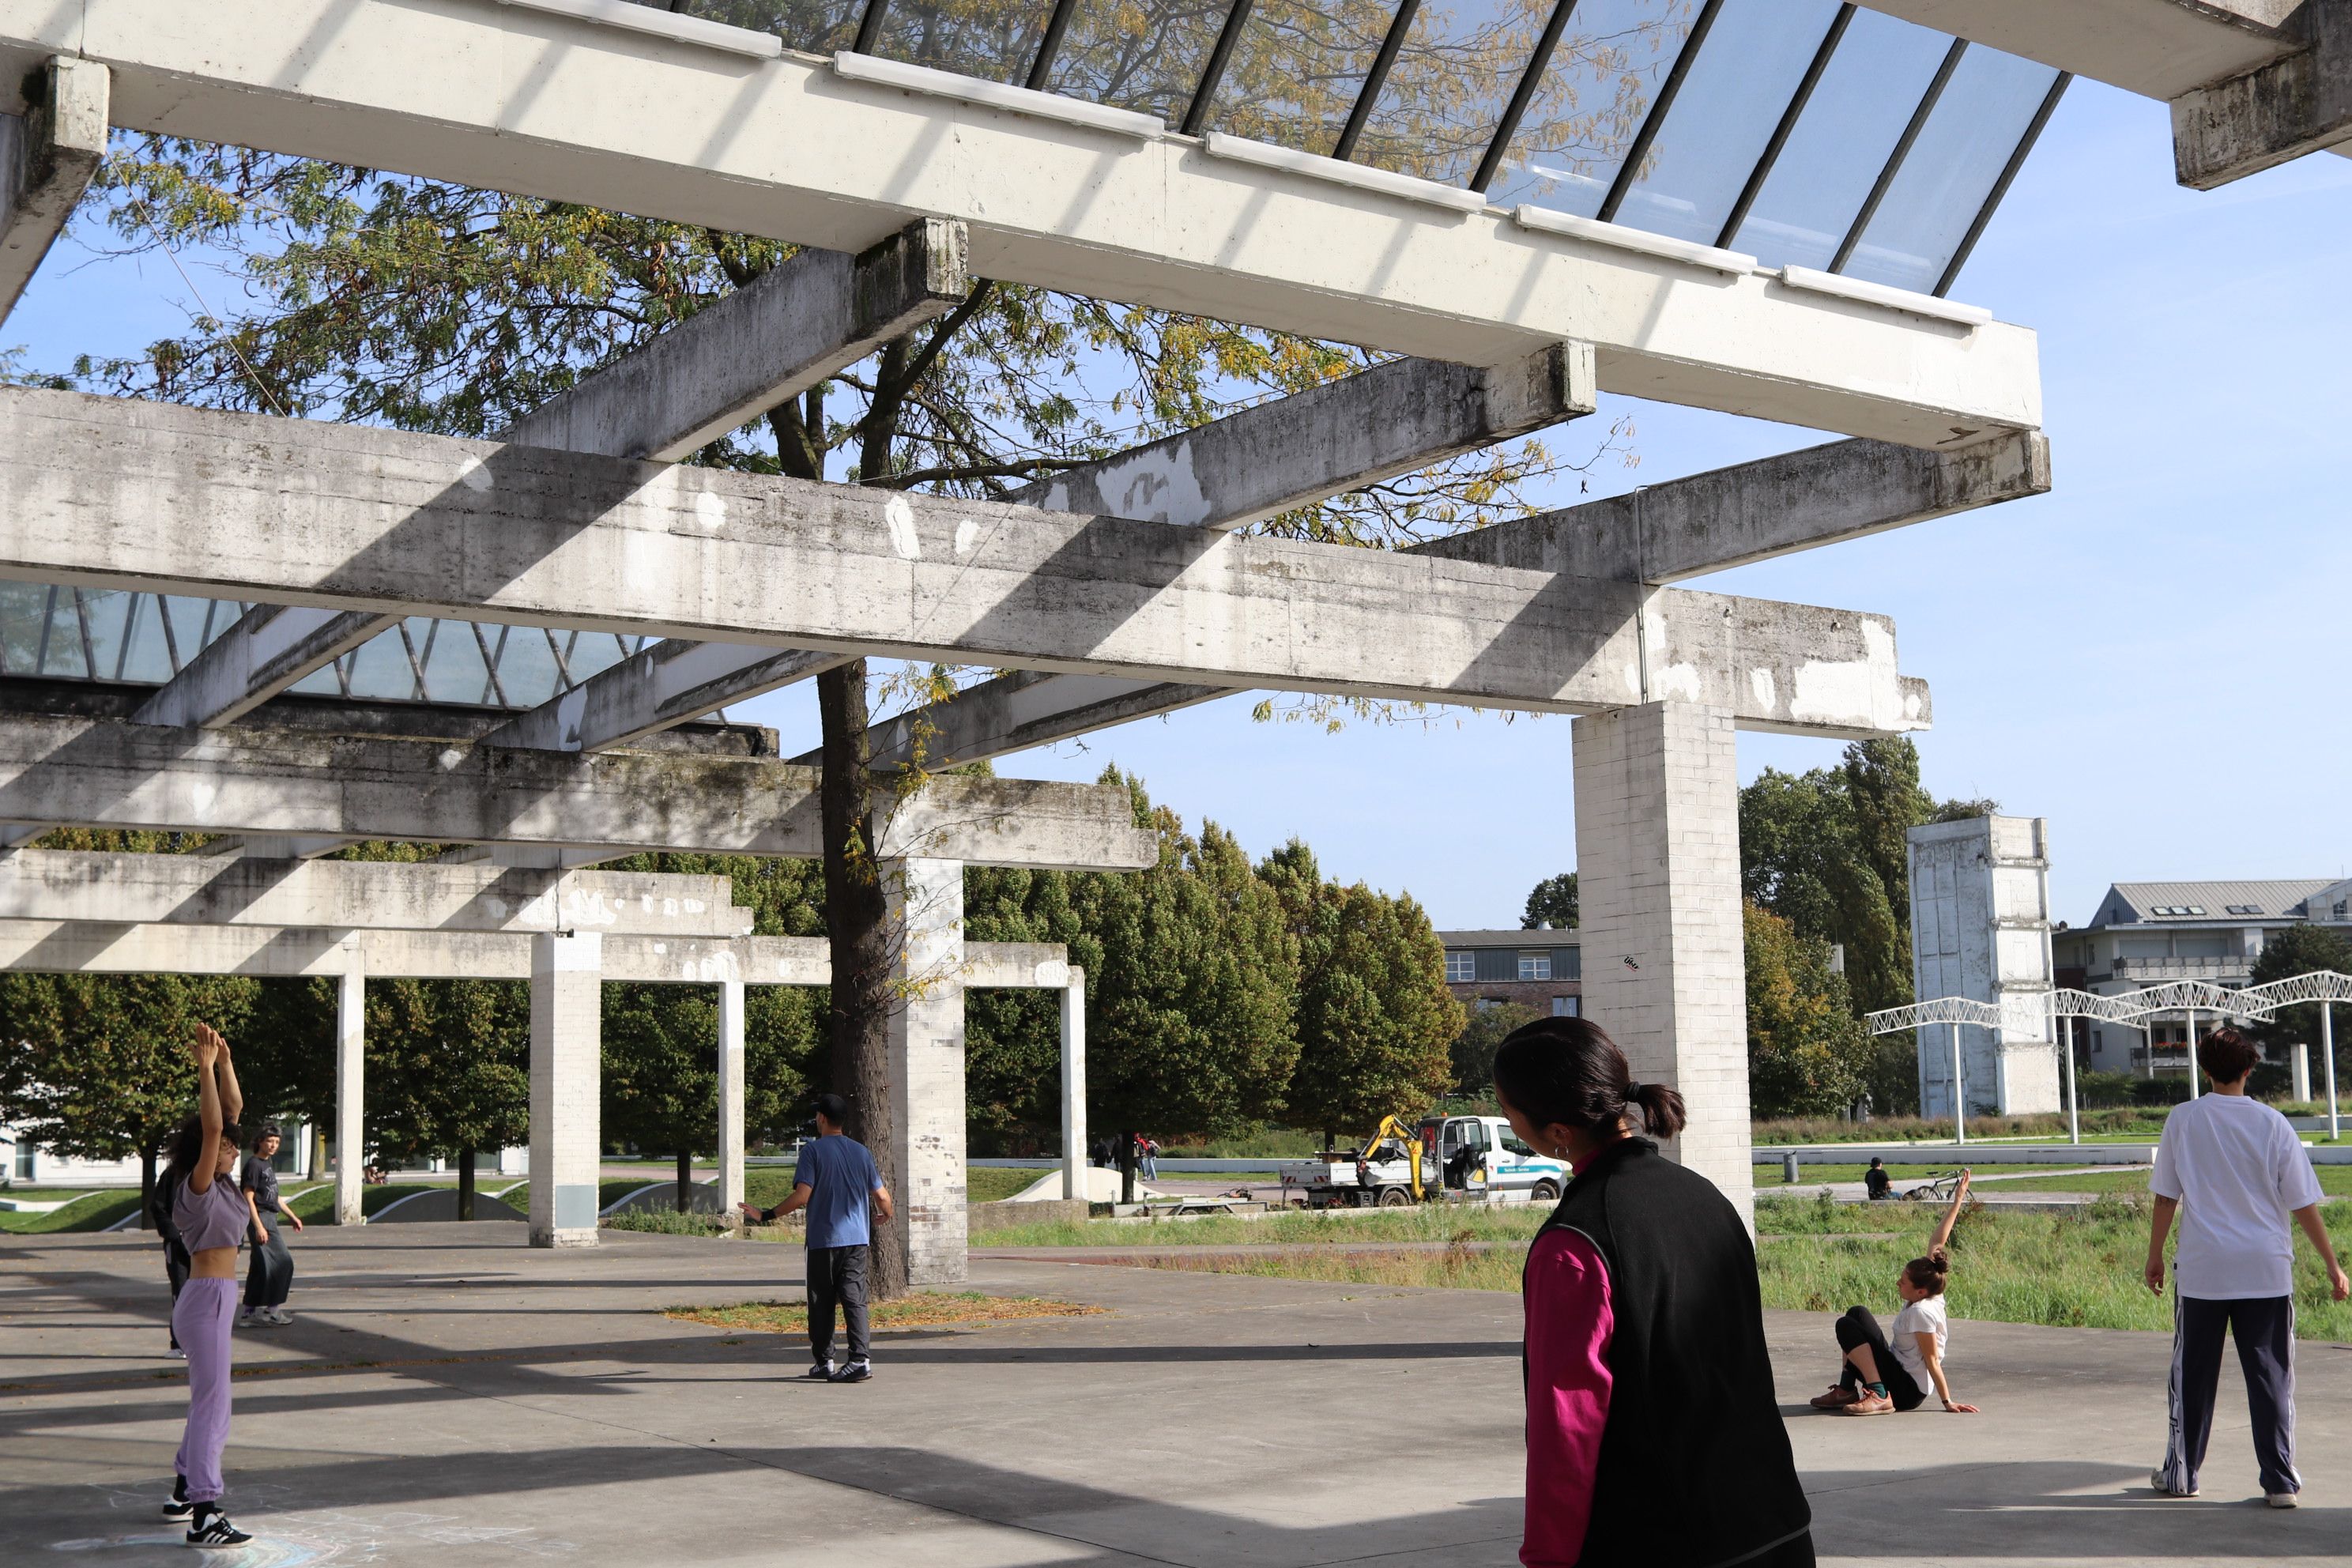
[752,1094,894,1383]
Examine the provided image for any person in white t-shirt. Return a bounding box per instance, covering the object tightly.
[2146,1026,2348,1506]
[1811,1171,1980,1416]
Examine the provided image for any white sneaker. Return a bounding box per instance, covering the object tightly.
[236,1311,258,1329]
[2266,1491,2299,1510]
[166,1346,187,1359]
[262,1308,293,1325]
[2150,1468,2197,1498]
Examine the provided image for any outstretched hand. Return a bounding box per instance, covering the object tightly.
[1942,1400,1980,1414]
[190,1023,225,1068]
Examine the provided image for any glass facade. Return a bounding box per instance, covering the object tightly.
[641,0,2064,300]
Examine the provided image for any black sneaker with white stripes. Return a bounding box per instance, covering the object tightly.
[804,1360,835,1381]
[160,1474,193,1519]
[829,1359,871,1384]
[186,1506,252,1547]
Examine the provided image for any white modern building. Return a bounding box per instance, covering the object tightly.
[2052,879,2352,1076]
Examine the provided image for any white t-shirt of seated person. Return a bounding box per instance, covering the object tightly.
[2151,1093,2323,1300]
[1889,1293,1947,1393]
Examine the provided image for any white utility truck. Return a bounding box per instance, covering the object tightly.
[1277,1113,1568,1208]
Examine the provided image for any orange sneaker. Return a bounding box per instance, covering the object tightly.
[1810,1386,1860,1409]
[1839,1392,1897,1415]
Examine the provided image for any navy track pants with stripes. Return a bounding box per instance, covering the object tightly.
[2159,1294,2297,1498]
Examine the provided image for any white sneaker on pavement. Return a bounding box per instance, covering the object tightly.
[2266,1492,2298,1510]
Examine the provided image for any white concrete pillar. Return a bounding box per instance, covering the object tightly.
[718,976,746,1216]
[332,946,365,1227]
[887,858,967,1284]
[528,930,604,1249]
[1571,701,1753,1223]
[2294,1040,2312,1104]
[1061,966,1087,1202]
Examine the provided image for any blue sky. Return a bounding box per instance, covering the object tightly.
[9,80,2348,929]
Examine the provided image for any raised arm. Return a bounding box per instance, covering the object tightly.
[1930,1169,1971,1255]
[187,1029,225,1195]
[206,1024,244,1125]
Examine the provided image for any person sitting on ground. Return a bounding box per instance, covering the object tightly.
[2146,1026,2348,1506]
[1864,1157,1891,1201]
[1811,1170,1977,1415]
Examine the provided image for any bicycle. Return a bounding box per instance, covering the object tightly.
[1901,1170,1964,1204]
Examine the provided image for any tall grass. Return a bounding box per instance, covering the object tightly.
[1753,1109,2170,1144]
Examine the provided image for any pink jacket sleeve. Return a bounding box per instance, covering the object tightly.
[1522,1227,1614,1568]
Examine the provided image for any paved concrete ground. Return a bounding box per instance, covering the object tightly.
[3,1227,2346,1566]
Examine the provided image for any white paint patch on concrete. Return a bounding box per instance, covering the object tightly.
[953,518,981,557]
[189,780,217,816]
[1070,438,1212,526]
[689,488,728,533]
[1653,662,1703,702]
[884,495,922,560]
[1789,619,1900,729]
[1750,667,1776,712]
[458,458,493,492]
[1621,662,1644,699]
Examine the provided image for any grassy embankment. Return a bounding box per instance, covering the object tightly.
[669,1292,1102,1334]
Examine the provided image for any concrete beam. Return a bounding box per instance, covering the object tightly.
[1010,345,1596,532]
[852,431,2034,768]
[0,918,1071,986]
[1854,2,2305,102]
[0,711,1161,869]
[0,848,754,936]
[0,388,1931,734]
[1414,430,2052,584]
[2173,2,2352,187]
[481,640,843,752]
[526,344,1593,756]
[129,606,386,729]
[0,0,2042,447]
[506,218,969,461]
[0,56,104,324]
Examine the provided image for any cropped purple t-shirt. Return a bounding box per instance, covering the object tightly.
[175,1173,252,1253]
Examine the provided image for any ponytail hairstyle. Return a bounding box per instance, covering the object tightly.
[1491,1016,1687,1142]
[1903,1249,1951,1297]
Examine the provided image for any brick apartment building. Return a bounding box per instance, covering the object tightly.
[1438,928,1581,1017]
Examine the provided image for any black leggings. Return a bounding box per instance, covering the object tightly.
[1835,1306,1925,1410]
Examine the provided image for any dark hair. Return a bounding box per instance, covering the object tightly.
[256,1122,284,1140]
[1903,1249,1951,1297]
[1491,1016,1687,1140]
[159,1113,244,1205]
[2197,1026,2260,1086]
[811,1092,850,1126]
[1868,1157,1883,1168]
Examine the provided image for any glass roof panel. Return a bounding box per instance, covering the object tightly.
[669,0,866,56]
[869,0,1050,87]
[1349,0,1549,184]
[38,588,87,678]
[80,590,138,682]
[345,626,420,701]
[1725,6,1949,272]
[1604,0,1841,246]
[114,592,177,684]
[418,616,497,706]
[1481,0,1699,218]
[288,662,344,697]
[564,631,635,685]
[1843,47,2060,293]
[490,624,564,709]
[1042,0,1226,122]
[1208,0,1402,156]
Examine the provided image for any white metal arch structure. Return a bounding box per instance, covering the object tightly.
[1865,993,2004,1144]
[2236,970,2352,1139]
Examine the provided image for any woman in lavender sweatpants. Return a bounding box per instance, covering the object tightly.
[156,1024,256,1548]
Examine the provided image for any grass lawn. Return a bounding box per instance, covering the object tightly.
[667,1292,1102,1335]
[0,1189,144,1234]
[1986,1164,2352,1198]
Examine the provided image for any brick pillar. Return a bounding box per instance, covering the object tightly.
[888,858,967,1284]
[1572,701,1754,1223]
[529,931,603,1249]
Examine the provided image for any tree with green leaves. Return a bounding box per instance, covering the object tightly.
[359,977,530,1218]
[601,982,818,1210]
[1450,1001,1543,1097]
[2248,924,2352,1086]
[1741,902,1873,1119]
[1522,872,1577,931]
[1259,841,1460,1143]
[0,971,258,1223]
[1740,737,1994,1022]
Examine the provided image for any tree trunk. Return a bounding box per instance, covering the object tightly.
[139,1144,158,1232]
[818,658,904,1299]
[1119,1130,1136,1205]
[458,1147,476,1222]
[676,1146,693,1214]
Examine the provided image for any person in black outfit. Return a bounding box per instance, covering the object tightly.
[1864,1158,1891,1201]
[238,1125,303,1327]
[149,1181,192,1359]
[1496,1016,1815,1568]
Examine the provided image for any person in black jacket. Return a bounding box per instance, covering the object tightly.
[149,1180,193,1360]
[1496,1016,1814,1568]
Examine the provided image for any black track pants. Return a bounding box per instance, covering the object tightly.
[2159,1294,2297,1497]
